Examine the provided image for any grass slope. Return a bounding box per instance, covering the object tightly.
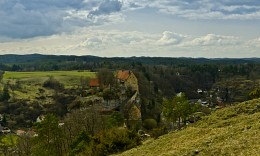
[118,98,260,156]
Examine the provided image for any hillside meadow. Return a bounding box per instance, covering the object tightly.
[117,98,260,156]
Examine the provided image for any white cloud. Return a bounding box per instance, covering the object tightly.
[0,28,258,58]
[189,34,240,46]
[158,31,187,45]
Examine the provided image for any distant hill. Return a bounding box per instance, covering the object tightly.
[0,54,259,65]
[117,98,260,156]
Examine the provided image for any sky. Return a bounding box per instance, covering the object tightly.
[0,0,259,58]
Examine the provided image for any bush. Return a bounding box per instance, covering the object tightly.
[92,128,142,155]
[143,119,157,130]
[43,76,64,90]
[107,111,125,128]
[150,126,168,139]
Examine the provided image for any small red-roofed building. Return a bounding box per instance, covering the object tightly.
[89,78,100,88]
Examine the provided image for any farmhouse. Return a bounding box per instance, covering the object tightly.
[116,70,138,91]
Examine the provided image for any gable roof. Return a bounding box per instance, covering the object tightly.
[117,70,130,81]
[89,79,100,87]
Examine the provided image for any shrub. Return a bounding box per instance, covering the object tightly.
[143,119,157,130]
[92,128,142,155]
[43,76,64,90]
[150,126,168,139]
[69,131,92,155]
[107,111,125,128]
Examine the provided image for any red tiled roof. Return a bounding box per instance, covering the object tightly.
[117,70,130,80]
[89,79,100,87]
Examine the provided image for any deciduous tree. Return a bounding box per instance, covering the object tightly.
[162,93,193,130]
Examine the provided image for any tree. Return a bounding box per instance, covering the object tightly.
[249,88,260,99]
[0,70,4,82]
[103,88,119,105]
[107,111,124,128]
[69,131,92,155]
[2,114,7,127]
[0,85,10,102]
[33,114,64,155]
[162,93,192,130]
[97,69,115,87]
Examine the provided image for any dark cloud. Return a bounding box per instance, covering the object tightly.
[0,0,121,39]
[88,0,122,16]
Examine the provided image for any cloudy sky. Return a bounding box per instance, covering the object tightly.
[0,0,259,58]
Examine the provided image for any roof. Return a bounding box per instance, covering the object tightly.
[89,79,100,87]
[117,70,130,81]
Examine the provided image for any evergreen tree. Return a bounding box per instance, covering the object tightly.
[2,114,7,127]
[0,85,10,102]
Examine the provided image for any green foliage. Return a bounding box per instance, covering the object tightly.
[92,128,142,156]
[43,76,64,90]
[0,70,4,82]
[69,131,92,155]
[108,111,125,128]
[2,114,7,126]
[103,88,115,103]
[32,114,64,156]
[163,93,193,129]
[150,126,168,139]
[0,135,18,155]
[143,119,157,130]
[249,88,260,99]
[0,85,10,102]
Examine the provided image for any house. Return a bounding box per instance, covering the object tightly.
[116,70,138,91]
[89,78,100,88]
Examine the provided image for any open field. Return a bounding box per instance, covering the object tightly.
[117,98,260,156]
[2,71,96,103]
[3,71,96,85]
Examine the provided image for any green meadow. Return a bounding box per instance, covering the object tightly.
[4,71,96,85]
[2,71,96,103]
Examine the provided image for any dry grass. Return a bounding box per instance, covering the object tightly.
[117,98,260,156]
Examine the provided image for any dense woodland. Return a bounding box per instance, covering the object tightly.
[0,54,259,155]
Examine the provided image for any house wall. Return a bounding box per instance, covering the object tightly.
[126,71,139,92]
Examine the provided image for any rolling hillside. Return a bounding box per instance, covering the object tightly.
[117,98,260,156]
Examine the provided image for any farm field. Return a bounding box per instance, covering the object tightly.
[3,71,96,85]
[1,71,96,103]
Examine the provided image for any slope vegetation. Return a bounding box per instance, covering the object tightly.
[117,98,260,156]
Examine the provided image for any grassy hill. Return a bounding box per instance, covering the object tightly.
[117,98,260,156]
